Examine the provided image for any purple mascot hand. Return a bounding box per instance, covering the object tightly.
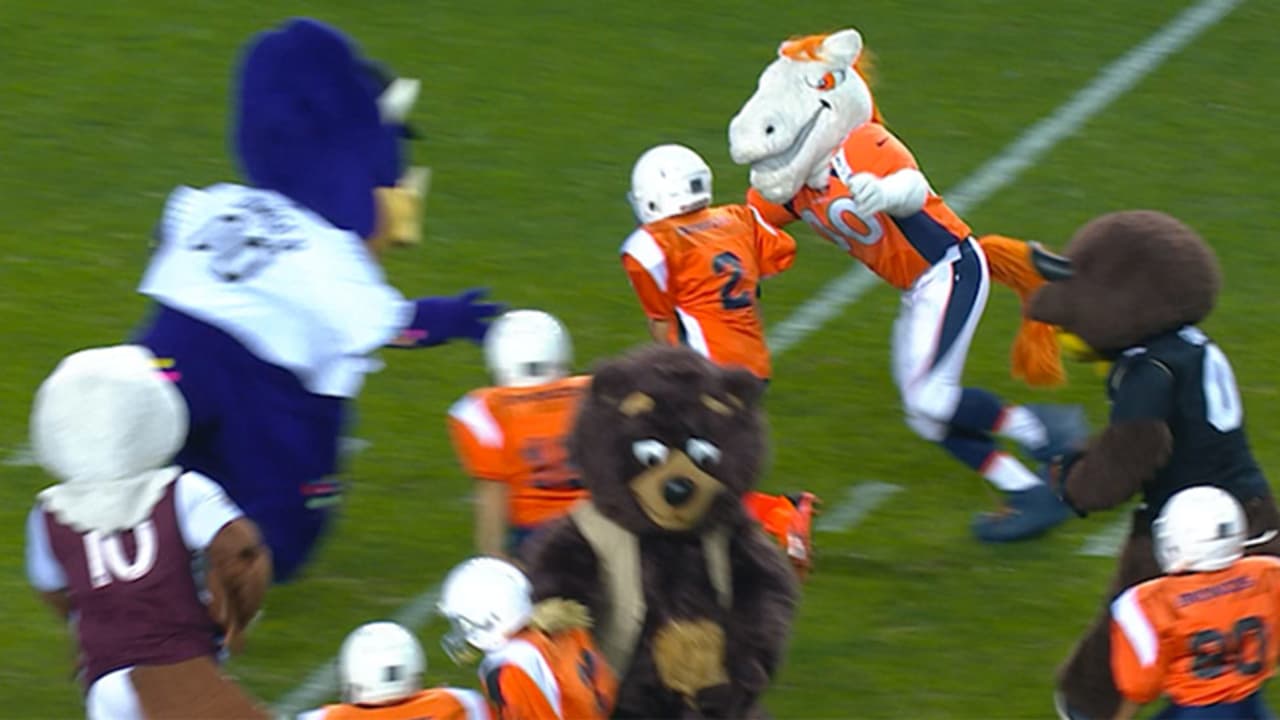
[389,288,504,348]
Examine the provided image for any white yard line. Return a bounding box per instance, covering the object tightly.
[1078,513,1133,557]
[814,482,903,533]
[3,443,35,467]
[273,1,1241,713]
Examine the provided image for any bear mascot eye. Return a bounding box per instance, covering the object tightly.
[685,438,722,466]
[632,439,669,467]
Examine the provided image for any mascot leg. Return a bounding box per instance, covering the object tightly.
[1056,525,1159,720]
[893,240,1079,542]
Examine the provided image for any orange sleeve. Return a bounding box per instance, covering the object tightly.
[486,665,561,720]
[1109,585,1168,704]
[837,124,920,179]
[746,188,798,228]
[747,205,798,278]
[621,253,674,319]
[447,394,509,482]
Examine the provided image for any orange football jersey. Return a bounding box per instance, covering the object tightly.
[447,376,590,528]
[748,122,971,291]
[479,627,617,720]
[1111,555,1280,706]
[308,687,490,720]
[620,204,796,380]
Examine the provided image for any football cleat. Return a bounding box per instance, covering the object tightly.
[784,492,819,581]
[972,482,1071,543]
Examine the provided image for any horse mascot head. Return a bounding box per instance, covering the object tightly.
[729,29,882,204]
[235,18,429,255]
[729,28,1064,387]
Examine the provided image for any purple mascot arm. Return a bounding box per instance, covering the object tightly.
[388,288,504,348]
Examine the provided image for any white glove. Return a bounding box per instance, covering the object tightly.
[840,168,929,218]
[845,172,890,217]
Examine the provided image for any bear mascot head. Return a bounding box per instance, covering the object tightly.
[526,345,798,719]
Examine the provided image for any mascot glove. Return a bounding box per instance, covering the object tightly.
[389,289,503,348]
[841,169,928,217]
[844,172,891,217]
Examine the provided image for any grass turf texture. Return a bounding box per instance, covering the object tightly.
[1,1,1277,717]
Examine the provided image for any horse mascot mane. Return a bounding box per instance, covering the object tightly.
[729,29,1062,387]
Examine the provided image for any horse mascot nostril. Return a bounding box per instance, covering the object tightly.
[132,18,503,582]
[728,28,1087,543]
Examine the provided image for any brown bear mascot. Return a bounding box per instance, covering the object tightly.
[1026,210,1280,720]
[525,345,799,719]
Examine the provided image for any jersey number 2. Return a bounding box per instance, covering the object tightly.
[712,252,752,310]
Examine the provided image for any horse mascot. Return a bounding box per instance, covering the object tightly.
[728,28,1085,541]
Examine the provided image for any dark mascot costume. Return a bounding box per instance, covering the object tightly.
[1026,211,1280,720]
[527,345,798,719]
[133,19,500,581]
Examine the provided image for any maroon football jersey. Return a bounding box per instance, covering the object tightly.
[44,479,220,685]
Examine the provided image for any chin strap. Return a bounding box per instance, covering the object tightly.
[368,166,431,254]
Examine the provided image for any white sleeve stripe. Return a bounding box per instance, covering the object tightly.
[25,504,67,592]
[674,307,711,359]
[620,229,668,292]
[480,639,562,718]
[748,205,780,236]
[175,472,244,551]
[445,688,490,720]
[448,395,504,448]
[1112,587,1159,667]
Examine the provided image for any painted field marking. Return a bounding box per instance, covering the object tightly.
[4,443,35,467]
[815,482,904,534]
[274,0,1242,713]
[1078,514,1132,557]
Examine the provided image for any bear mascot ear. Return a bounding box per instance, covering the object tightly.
[719,367,765,414]
[588,361,634,408]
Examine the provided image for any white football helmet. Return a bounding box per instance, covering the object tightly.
[338,621,425,706]
[1154,486,1247,574]
[484,309,572,388]
[437,557,533,664]
[628,144,713,224]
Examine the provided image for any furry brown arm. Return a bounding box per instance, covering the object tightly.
[524,517,604,615]
[1064,420,1173,512]
[206,517,272,655]
[716,525,799,716]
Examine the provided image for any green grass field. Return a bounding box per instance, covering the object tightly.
[3,1,1280,717]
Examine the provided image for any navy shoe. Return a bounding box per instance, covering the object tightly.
[1021,403,1089,463]
[972,482,1072,543]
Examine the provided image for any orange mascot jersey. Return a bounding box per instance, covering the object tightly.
[1110,555,1280,707]
[479,627,617,720]
[620,204,796,379]
[304,687,490,720]
[447,376,591,529]
[748,122,971,291]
